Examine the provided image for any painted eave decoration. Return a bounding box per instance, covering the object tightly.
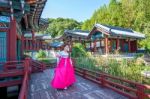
[0,16,10,23]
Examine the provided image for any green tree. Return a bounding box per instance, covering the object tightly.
[43,18,82,37]
[82,0,150,51]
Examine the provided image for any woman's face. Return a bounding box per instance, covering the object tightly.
[64,45,69,51]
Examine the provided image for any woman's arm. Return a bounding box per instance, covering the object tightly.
[70,58,73,66]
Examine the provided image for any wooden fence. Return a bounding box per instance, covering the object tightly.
[75,66,150,99]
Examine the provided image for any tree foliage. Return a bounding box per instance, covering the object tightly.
[71,43,88,58]
[42,18,82,37]
[82,0,150,51]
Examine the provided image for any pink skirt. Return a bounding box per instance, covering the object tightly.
[51,57,76,89]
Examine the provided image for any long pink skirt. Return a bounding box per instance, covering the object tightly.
[51,58,76,89]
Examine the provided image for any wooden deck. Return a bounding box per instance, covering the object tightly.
[28,69,128,99]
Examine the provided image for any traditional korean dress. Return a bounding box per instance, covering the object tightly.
[51,51,76,89]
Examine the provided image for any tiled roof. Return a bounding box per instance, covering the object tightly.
[64,30,89,37]
[24,33,51,40]
[49,42,64,48]
[94,24,145,39]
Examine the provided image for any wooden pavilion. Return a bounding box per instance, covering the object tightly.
[62,24,145,55]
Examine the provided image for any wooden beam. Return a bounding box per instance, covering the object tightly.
[0,80,22,87]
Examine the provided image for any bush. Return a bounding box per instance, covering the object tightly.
[71,43,89,57]
[74,56,150,85]
[36,50,47,59]
[38,58,57,64]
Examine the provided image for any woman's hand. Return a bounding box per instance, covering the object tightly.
[55,52,60,58]
[70,58,73,67]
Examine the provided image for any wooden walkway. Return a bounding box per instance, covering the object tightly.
[28,69,128,99]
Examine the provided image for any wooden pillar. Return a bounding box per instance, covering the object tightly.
[84,41,86,49]
[128,38,131,52]
[121,39,124,52]
[8,18,17,61]
[105,36,108,54]
[116,37,120,50]
[79,37,82,44]
[100,39,101,47]
[24,15,28,29]
[90,41,92,51]
[94,40,96,52]
[135,40,137,52]
[31,30,35,41]
[21,35,24,58]
[70,40,73,52]
[40,41,42,49]
[26,39,29,50]
[109,39,112,52]
[29,40,31,50]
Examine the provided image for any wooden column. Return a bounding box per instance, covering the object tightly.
[100,39,101,47]
[8,18,17,61]
[94,40,96,52]
[109,39,112,52]
[121,39,124,52]
[116,37,120,50]
[128,38,131,52]
[40,40,42,49]
[135,40,137,52]
[31,30,35,50]
[105,36,108,54]
[84,41,86,49]
[90,41,92,51]
[26,39,29,50]
[79,37,82,44]
[21,35,24,58]
[24,15,28,29]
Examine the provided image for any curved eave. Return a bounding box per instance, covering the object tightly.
[27,0,47,31]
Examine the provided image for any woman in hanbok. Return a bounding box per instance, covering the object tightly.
[51,45,76,89]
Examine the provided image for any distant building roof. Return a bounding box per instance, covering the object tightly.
[64,30,89,40]
[24,33,51,40]
[49,42,64,48]
[94,24,145,39]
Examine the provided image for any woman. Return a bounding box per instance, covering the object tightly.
[51,45,76,89]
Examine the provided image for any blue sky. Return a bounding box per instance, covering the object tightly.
[41,0,110,22]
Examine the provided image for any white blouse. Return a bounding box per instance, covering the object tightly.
[59,51,69,58]
[57,51,72,67]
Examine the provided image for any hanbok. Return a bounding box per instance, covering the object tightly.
[51,51,76,89]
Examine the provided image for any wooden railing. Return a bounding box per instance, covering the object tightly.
[0,61,26,87]
[75,66,150,99]
[18,58,30,99]
[31,59,46,73]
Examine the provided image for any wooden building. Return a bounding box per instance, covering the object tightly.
[63,24,145,54]
[0,0,48,98]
